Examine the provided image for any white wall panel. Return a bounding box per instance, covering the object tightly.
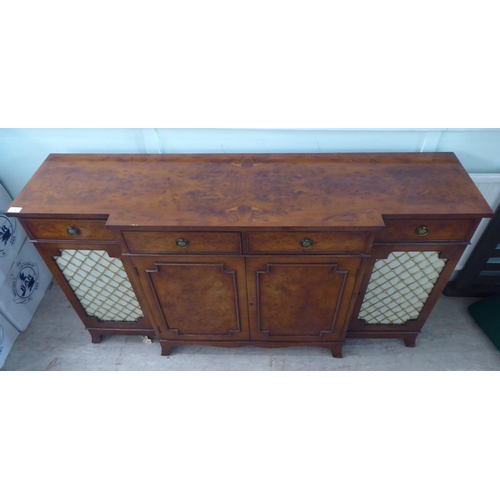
[0,129,146,197]
[155,129,429,154]
[436,129,500,173]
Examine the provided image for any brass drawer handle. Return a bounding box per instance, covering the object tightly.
[176,238,189,248]
[415,226,430,236]
[66,226,80,236]
[300,238,314,248]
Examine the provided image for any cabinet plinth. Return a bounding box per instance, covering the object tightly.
[7,153,493,357]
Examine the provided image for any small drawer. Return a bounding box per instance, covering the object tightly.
[123,231,242,254]
[23,219,116,241]
[246,231,368,253]
[377,218,475,243]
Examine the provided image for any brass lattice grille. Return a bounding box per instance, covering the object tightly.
[54,249,144,322]
[358,251,447,325]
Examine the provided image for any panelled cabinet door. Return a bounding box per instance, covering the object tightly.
[246,257,362,342]
[132,256,250,341]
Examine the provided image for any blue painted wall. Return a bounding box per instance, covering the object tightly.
[1,128,499,198]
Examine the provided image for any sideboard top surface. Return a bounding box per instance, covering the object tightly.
[9,153,493,229]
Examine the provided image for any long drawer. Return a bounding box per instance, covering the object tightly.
[246,231,368,253]
[123,231,242,254]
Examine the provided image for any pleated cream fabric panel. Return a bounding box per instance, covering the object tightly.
[358,251,447,325]
[54,250,144,321]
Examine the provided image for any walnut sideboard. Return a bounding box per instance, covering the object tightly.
[6,153,493,357]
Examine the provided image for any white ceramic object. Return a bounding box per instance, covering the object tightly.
[0,238,52,331]
[0,183,27,284]
[0,312,20,368]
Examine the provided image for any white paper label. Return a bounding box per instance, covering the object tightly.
[7,207,22,213]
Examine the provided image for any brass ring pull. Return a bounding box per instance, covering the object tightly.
[300,238,314,248]
[176,238,189,248]
[415,226,430,236]
[66,226,80,236]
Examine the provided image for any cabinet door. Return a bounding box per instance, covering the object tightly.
[348,244,466,334]
[132,256,250,341]
[34,242,153,337]
[246,257,361,342]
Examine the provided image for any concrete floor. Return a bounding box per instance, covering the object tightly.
[2,281,500,370]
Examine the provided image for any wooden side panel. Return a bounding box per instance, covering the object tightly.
[132,256,249,341]
[247,257,361,342]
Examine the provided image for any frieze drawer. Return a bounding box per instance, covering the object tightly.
[246,231,369,254]
[376,219,476,243]
[23,219,117,242]
[123,231,242,254]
